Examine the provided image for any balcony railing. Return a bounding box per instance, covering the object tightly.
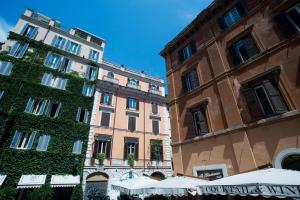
[126,83,141,90]
[103,75,119,84]
[149,89,162,95]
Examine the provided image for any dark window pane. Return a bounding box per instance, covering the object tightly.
[254,86,274,116]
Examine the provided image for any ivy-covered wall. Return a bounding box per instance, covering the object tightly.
[0,33,94,187]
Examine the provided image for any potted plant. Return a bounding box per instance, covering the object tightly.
[127,153,135,168]
[97,152,106,165]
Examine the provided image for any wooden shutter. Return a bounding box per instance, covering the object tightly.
[124,142,128,160]
[136,99,139,110]
[263,81,288,114]
[185,110,197,139]
[152,120,159,134]
[100,92,105,104]
[152,103,158,114]
[92,141,99,158]
[243,35,260,58]
[243,88,264,120]
[126,98,129,109]
[134,143,139,160]
[198,109,209,134]
[101,112,110,127]
[106,141,111,159]
[128,116,135,132]
[228,45,241,66]
[191,69,200,88]
[274,12,298,38]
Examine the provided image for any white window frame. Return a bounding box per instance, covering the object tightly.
[127,143,136,155]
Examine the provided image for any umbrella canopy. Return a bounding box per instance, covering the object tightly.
[111,176,158,195]
[135,176,207,196]
[197,168,300,198]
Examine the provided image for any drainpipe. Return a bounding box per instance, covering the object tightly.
[110,88,119,166]
[143,97,146,171]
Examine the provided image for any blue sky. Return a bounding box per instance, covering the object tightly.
[0,0,213,81]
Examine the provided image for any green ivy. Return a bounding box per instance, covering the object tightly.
[0,32,95,192]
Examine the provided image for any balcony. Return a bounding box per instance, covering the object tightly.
[103,75,119,84]
[126,83,141,90]
[149,89,162,95]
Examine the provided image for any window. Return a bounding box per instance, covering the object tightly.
[124,137,139,160]
[20,23,38,39]
[86,66,98,81]
[151,102,158,114]
[65,41,81,55]
[82,83,94,97]
[178,42,196,62]
[128,116,136,132]
[36,134,51,151]
[107,71,114,78]
[89,49,99,62]
[10,130,36,150]
[218,2,247,29]
[127,98,139,110]
[128,78,138,85]
[228,34,260,65]
[51,35,66,49]
[100,92,112,105]
[76,107,89,123]
[8,42,29,58]
[192,107,209,136]
[41,72,68,90]
[275,3,300,37]
[150,140,163,161]
[0,61,13,76]
[152,120,159,134]
[44,52,72,72]
[72,140,83,154]
[24,97,61,118]
[0,90,3,100]
[100,112,110,127]
[93,136,111,159]
[149,84,158,91]
[182,68,199,92]
[243,79,288,121]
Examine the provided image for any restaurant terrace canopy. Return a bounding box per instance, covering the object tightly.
[197,168,300,198]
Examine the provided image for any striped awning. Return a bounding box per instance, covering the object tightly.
[0,175,7,186]
[17,175,46,188]
[50,175,80,187]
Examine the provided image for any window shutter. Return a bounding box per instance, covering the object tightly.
[10,130,21,148]
[101,112,110,127]
[191,69,200,88]
[84,110,90,123]
[88,50,93,60]
[132,117,136,131]
[24,97,35,113]
[136,99,139,110]
[190,42,197,55]
[186,110,197,138]
[92,141,99,158]
[243,35,260,58]
[159,143,163,161]
[263,81,288,114]
[55,103,61,118]
[60,38,66,49]
[106,141,111,159]
[9,42,20,56]
[243,88,264,120]
[85,66,90,79]
[31,27,38,39]
[152,120,159,134]
[38,100,48,115]
[181,76,187,92]
[274,12,298,37]
[27,131,36,149]
[128,117,133,132]
[198,110,209,134]
[100,92,105,104]
[66,59,72,73]
[150,143,155,160]
[18,44,29,58]
[124,142,128,160]
[228,45,241,66]
[108,93,112,105]
[126,98,129,109]
[152,103,158,114]
[95,51,99,62]
[218,17,227,30]
[76,107,81,122]
[20,23,29,35]
[65,40,71,52]
[36,135,43,151]
[134,143,139,160]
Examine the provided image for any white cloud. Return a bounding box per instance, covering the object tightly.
[0,17,13,42]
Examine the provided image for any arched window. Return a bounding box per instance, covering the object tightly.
[85,172,109,199]
[282,154,300,171]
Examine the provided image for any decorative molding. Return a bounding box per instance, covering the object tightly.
[274,148,300,169]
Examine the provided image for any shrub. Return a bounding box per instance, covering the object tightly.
[71,185,83,200]
[0,186,16,200]
[98,152,106,165]
[27,184,53,200]
[128,153,135,168]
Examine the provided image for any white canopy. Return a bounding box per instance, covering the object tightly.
[197,168,300,198]
[0,175,7,186]
[111,176,158,195]
[17,175,46,188]
[50,175,80,187]
[137,176,207,196]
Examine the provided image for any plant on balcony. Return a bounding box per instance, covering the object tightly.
[97,152,106,165]
[128,153,135,168]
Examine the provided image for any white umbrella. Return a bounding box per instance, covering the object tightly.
[111,176,158,196]
[136,176,207,197]
[197,168,300,198]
